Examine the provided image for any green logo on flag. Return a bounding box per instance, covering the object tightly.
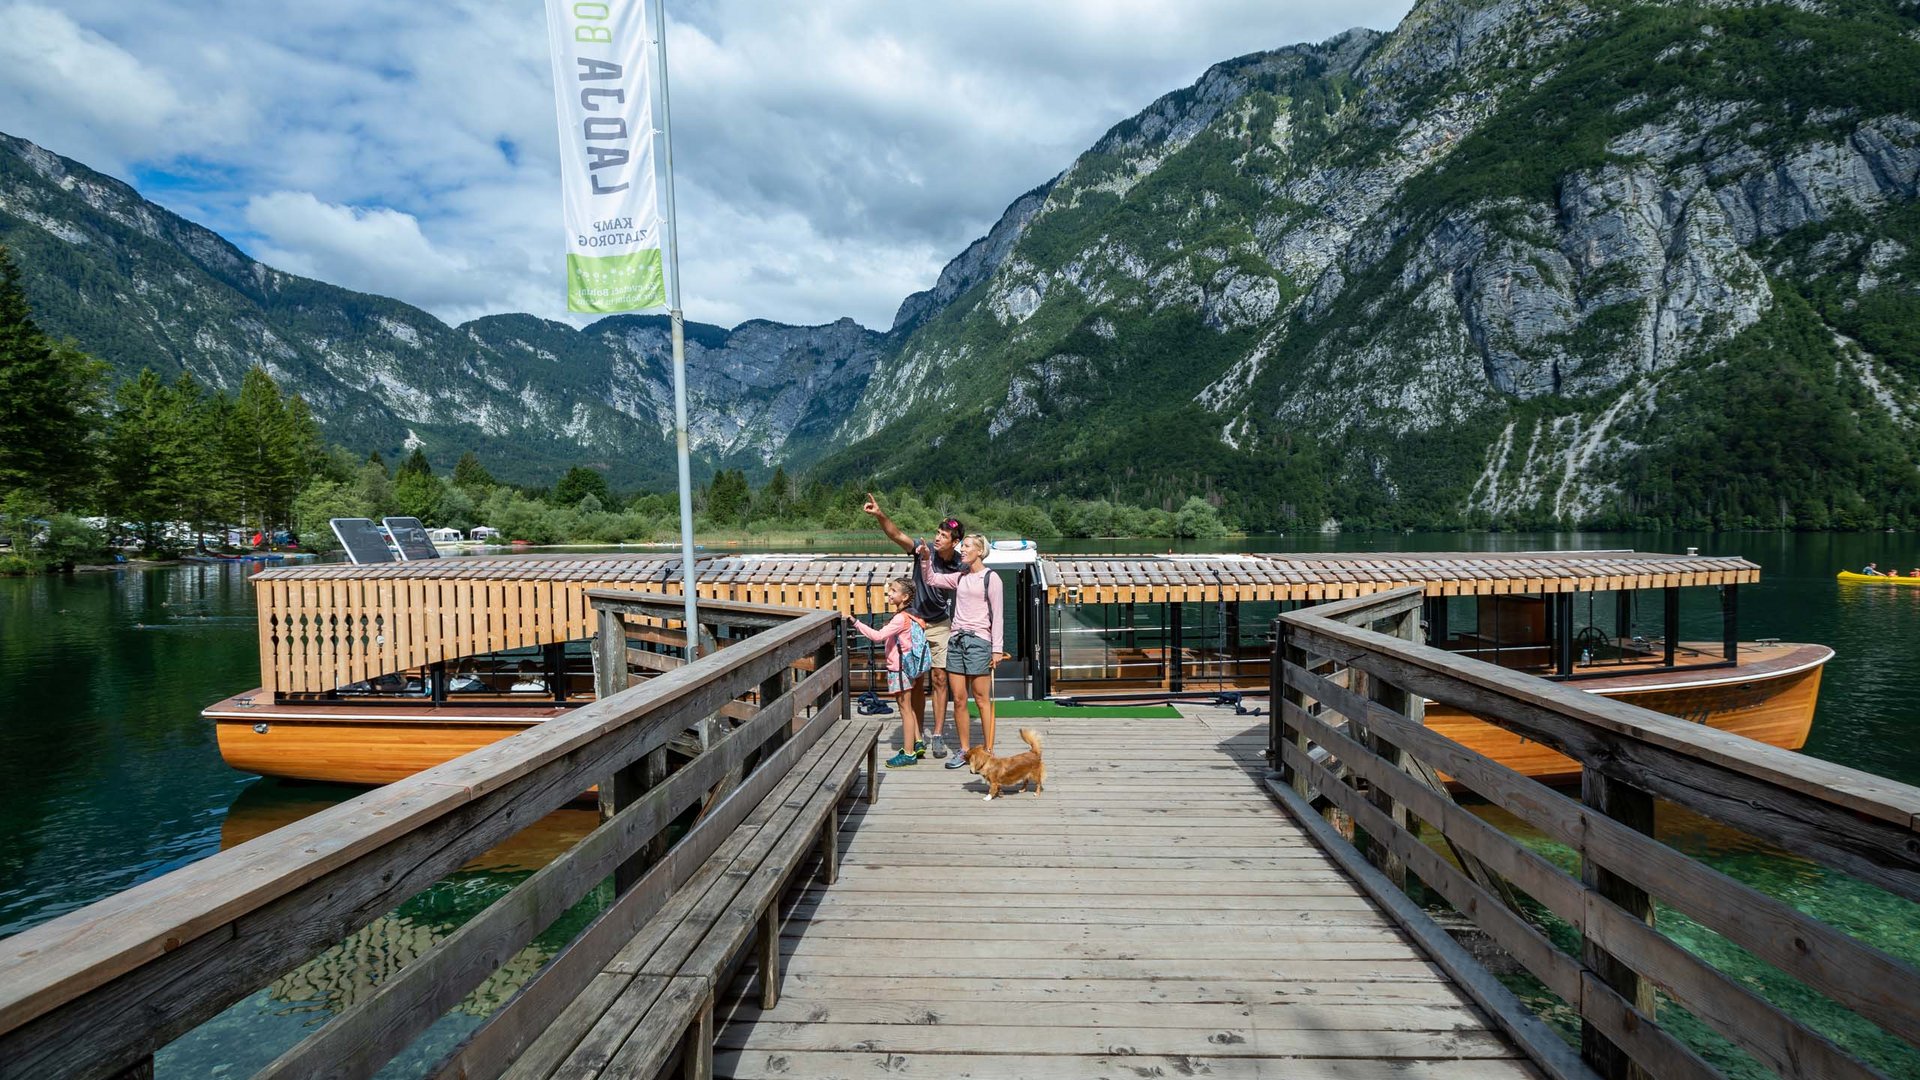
[566,250,666,313]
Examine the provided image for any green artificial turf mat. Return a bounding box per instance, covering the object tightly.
[965,701,1182,718]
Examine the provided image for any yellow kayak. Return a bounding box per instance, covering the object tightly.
[1837,570,1920,585]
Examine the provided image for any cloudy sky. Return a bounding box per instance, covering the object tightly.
[0,0,1415,330]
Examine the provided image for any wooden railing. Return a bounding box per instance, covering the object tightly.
[1268,586,1920,1080]
[0,592,849,1080]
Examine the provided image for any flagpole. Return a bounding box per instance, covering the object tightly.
[649,0,699,657]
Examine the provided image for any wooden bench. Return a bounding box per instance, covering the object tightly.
[480,715,883,1079]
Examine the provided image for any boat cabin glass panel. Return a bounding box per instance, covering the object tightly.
[1424,585,1739,682]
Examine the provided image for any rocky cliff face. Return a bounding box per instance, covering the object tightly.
[827,0,1920,528]
[0,133,882,488]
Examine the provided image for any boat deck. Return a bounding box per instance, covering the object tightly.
[712,708,1539,1079]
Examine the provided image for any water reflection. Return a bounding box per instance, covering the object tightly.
[220,779,599,873]
[157,779,603,1075]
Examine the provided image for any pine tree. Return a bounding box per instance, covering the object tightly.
[0,245,106,506]
[170,372,229,548]
[394,471,444,523]
[451,451,495,494]
[103,368,197,552]
[554,465,613,508]
[398,446,432,479]
[761,466,793,520]
[223,366,320,542]
[705,469,749,526]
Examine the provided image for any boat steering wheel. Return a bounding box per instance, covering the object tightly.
[1574,626,1611,658]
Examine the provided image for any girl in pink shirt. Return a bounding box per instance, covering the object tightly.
[920,534,1007,759]
[849,577,926,768]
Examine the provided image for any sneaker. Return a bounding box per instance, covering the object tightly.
[929,735,949,759]
[913,740,928,759]
[944,752,969,770]
[885,750,918,769]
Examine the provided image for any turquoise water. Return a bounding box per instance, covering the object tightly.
[1,533,1917,1074]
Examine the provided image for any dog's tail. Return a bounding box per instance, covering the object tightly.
[1020,728,1042,755]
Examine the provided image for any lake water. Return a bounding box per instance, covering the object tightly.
[3,532,1917,1075]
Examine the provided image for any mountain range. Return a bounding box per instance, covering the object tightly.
[3,0,1917,528]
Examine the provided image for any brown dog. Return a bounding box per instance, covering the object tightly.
[965,728,1045,801]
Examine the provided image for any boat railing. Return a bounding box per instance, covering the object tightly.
[1269,585,1920,1080]
[0,591,851,1080]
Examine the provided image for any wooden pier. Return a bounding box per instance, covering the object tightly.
[710,709,1539,1079]
[3,588,1918,1080]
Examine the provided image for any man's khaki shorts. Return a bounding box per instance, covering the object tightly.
[923,619,951,670]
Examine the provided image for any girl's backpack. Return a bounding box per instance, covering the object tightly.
[900,615,933,681]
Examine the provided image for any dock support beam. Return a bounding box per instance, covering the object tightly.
[1721,584,1738,664]
[1423,596,1448,647]
[1555,593,1575,677]
[1031,584,1051,700]
[1662,588,1678,669]
[1168,603,1184,692]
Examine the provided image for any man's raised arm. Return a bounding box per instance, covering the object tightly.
[862,492,916,554]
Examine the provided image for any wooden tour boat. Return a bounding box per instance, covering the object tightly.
[205,547,1831,787]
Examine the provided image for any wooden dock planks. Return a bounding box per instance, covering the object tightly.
[711,710,1541,1080]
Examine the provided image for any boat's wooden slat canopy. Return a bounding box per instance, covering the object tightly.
[249,550,1758,694]
[1048,550,1761,603]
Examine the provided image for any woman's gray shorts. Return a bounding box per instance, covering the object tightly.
[946,629,992,676]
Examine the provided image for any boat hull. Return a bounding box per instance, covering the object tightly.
[1423,644,1829,785]
[209,697,569,787]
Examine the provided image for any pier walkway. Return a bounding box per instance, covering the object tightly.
[712,708,1537,1079]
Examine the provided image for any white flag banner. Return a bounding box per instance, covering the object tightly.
[545,0,667,312]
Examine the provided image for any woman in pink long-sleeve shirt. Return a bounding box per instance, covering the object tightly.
[920,534,1006,756]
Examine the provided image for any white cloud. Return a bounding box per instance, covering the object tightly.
[0,4,247,168]
[245,193,467,306]
[0,0,1417,328]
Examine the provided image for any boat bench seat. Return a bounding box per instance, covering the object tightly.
[502,715,885,1079]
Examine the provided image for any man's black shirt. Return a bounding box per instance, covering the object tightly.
[910,538,962,623]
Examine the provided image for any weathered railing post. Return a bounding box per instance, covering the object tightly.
[839,618,852,722]
[594,604,655,893]
[1350,654,1406,889]
[809,635,837,739]
[1580,770,1656,1080]
[1275,619,1310,798]
[1361,608,1417,889]
[1266,617,1284,774]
